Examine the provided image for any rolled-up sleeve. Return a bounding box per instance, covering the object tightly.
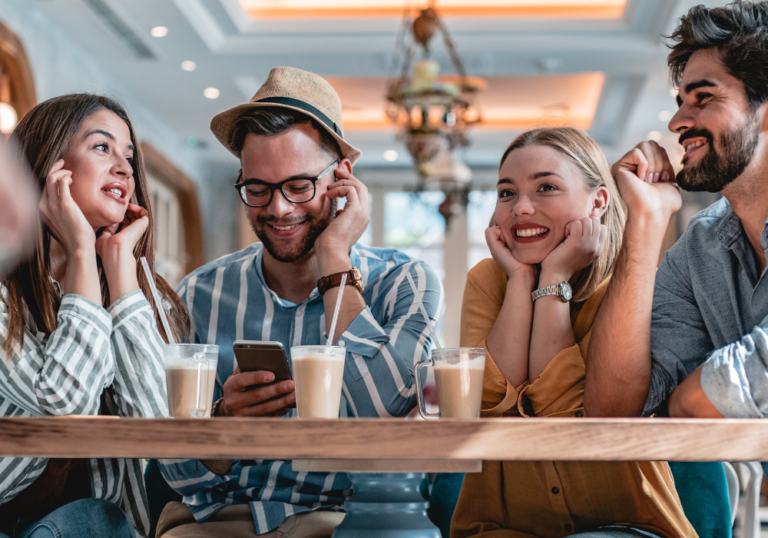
[338,261,444,418]
[518,343,585,417]
[700,322,768,418]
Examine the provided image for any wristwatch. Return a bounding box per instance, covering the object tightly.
[531,281,572,303]
[317,267,364,296]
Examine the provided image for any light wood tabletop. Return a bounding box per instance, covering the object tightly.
[1,416,767,472]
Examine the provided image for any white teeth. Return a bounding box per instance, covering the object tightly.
[106,188,122,197]
[515,227,549,237]
[684,140,705,152]
[272,223,300,231]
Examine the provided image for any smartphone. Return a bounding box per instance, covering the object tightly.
[233,340,292,382]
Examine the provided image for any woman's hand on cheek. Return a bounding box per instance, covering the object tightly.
[485,226,535,279]
[95,204,148,264]
[95,204,148,302]
[39,159,96,255]
[540,217,607,283]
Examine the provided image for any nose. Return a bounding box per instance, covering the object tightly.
[265,188,294,218]
[513,194,535,217]
[668,105,693,134]
[113,154,133,179]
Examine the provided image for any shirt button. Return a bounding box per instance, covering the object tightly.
[94,481,103,489]
[565,523,573,532]
[268,480,275,488]
[551,486,560,494]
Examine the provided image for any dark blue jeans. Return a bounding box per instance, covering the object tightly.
[0,498,133,538]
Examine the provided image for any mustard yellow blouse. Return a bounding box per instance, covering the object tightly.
[451,258,697,538]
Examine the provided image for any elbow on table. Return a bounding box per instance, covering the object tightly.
[583,386,646,418]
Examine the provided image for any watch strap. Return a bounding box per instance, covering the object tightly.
[318,268,364,296]
[531,282,570,302]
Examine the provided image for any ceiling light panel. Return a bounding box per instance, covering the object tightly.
[237,0,627,19]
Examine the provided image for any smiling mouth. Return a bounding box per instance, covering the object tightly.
[684,141,707,153]
[515,227,549,237]
[102,188,126,201]
[268,221,305,232]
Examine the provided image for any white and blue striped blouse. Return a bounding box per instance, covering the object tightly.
[158,242,444,534]
[0,287,169,538]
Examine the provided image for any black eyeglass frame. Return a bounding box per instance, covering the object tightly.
[234,160,340,208]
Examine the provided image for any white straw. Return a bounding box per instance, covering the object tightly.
[406,272,442,350]
[140,257,176,345]
[326,273,347,346]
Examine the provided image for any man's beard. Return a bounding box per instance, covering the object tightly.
[676,114,760,193]
[250,199,336,263]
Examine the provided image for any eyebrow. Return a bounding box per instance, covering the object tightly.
[677,79,718,106]
[497,171,561,186]
[86,129,135,151]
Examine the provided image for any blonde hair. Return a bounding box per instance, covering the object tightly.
[494,126,626,302]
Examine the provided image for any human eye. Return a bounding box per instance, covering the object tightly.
[94,142,110,153]
[286,179,313,194]
[246,183,270,196]
[539,183,557,192]
[695,92,713,105]
[497,189,515,200]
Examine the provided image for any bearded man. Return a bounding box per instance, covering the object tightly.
[157,67,443,538]
[585,1,768,422]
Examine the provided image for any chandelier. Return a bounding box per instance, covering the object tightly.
[385,1,484,226]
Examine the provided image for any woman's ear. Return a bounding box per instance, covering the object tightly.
[589,186,610,218]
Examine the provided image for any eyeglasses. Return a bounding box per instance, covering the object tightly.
[234,160,339,208]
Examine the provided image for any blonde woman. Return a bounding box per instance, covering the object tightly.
[451,127,695,538]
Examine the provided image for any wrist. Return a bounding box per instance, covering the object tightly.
[508,268,537,290]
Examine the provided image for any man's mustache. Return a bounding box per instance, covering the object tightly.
[679,128,713,148]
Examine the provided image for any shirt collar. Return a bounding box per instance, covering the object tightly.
[716,202,744,249]
[254,244,360,307]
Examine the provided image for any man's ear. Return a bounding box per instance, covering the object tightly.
[589,186,610,218]
[759,101,768,133]
[338,158,353,175]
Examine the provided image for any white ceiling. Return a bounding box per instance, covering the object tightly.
[25,0,727,176]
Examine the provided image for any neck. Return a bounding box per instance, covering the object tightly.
[261,246,321,304]
[721,150,768,273]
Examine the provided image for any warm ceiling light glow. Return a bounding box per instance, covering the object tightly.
[647,131,663,142]
[325,73,604,131]
[383,150,399,161]
[204,88,220,99]
[151,26,168,37]
[181,61,197,71]
[238,0,626,19]
[658,110,672,121]
[0,102,18,134]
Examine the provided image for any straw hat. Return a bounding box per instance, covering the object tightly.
[210,66,362,164]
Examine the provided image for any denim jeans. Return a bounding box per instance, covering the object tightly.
[0,498,133,538]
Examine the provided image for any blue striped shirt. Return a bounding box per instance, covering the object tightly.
[159,242,443,534]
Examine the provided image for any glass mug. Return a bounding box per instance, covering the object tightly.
[291,345,346,419]
[415,347,486,419]
[164,344,219,418]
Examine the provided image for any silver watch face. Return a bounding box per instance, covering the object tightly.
[560,282,573,301]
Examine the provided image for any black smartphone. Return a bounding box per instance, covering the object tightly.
[233,341,295,407]
[233,340,293,381]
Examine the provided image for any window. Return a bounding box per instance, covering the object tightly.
[147,174,185,288]
[467,190,496,270]
[384,191,446,280]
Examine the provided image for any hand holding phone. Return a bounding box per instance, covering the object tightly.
[219,341,295,417]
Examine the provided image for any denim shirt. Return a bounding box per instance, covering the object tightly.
[645,197,768,417]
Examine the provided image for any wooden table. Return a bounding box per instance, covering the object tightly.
[3,417,767,537]
[2,416,767,467]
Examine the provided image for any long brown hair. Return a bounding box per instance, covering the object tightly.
[495,126,627,301]
[2,94,189,356]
